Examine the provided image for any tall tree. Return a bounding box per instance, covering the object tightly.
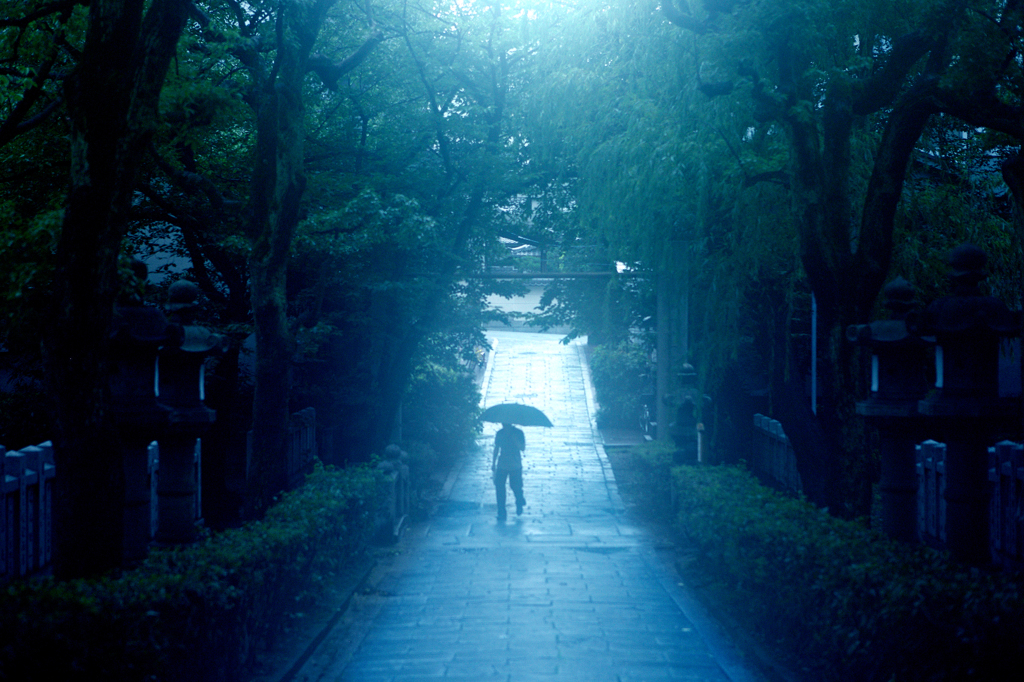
[662,0,1024,515]
[42,0,192,578]
[270,0,539,463]
[119,0,531,484]
[190,0,382,514]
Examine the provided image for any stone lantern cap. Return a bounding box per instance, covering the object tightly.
[111,305,179,345]
[166,280,201,312]
[847,278,931,347]
[917,296,1021,336]
[179,325,230,354]
[912,245,1021,337]
[948,243,987,282]
[848,277,933,416]
[162,280,229,355]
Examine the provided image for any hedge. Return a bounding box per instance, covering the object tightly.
[672,464,1024,682]
[588,341,650,428]
[0,463,380,682]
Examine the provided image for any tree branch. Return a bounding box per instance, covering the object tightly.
[149,142,242,212]
[737,60,786,121]
[742,169,790,189]
[403,23,454,182]
[308,26,384,90]
[935,88,1024,139]
[0,57,62,146]
[851,31,935,115]
[0,3,75,147]
[134,185,247,315]
[660,0,708,34]
[0,0,79,28]
[856,76,939,305]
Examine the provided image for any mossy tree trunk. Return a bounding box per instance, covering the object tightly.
[242,0,381,515]
[45,0,190,579]
[243,0,332,516]
[662,2,948,517]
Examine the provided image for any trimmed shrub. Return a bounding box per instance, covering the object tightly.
[673,465,1024,681]
[402,362,481,459]
[620,440,676,520]
[0,463,380,682]
[588,341,649,428]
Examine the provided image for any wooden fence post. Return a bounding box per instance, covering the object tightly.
[751,415,802,494]
[38,442,55,569]
[1,445,8,579]
[148,442,159,539]
[917,440,947,545]
[3,448,27,578]
[18,445,44,572]
[989,441,1024,569]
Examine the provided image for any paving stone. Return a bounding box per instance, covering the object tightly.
[276,331,764,682]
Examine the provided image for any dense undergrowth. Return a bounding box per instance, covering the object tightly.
[0,463,380,682]
[610,442,1024,681]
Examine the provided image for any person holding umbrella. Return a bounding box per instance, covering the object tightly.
[481,403,552,521]
[492,422,527,520]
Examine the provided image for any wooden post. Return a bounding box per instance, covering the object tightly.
[676,240,689,363]
[656,272,670,441]
[3,449,27,578]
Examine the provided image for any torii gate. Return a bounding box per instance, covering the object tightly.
[471,259,689,443]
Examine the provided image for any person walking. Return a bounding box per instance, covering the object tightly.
[492,422,526,520]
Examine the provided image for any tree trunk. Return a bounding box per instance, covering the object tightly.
[1000,153,1024,442]
[780,74,934,518]
[245,1,332,515]
[45,0,189,579]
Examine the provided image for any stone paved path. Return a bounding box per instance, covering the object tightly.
[285,331,764,682]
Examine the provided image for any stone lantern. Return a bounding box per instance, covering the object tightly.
[155,281,227,545]
[847,277,931,542]
[912,244,1021,565]
[108,260,178,562]
[670,364,702,464]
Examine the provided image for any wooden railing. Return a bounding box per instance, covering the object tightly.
[2,442,56,582]
[751,414,803,494]
[4,409,315,582]
[987,441,1023,569]
[916,440,947,546]
[753,416,1024,568]
[246,407,318,491]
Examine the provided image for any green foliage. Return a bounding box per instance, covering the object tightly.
[286,185,494,462]
[891,121,1022,309]
[588,341,651,428]
[402,361,482,460]
[528,273,649,345]
[0,464,381,682]
[524,1,698,266]
[0,205,60,356]
[619,440,677,520]
[673,465,1024,681]
[293,190,445,285]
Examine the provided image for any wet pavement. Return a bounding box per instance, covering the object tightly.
[271,330,765,682]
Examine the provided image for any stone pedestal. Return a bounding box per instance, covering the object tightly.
[153,282,226,546]
[109,303,175,563]
[912,245,1021,564]
[848,278,930,543]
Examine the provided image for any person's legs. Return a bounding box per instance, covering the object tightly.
[509,467,525,514]
[494,467,508,519]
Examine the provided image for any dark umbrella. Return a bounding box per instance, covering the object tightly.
[480,403,553,427]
